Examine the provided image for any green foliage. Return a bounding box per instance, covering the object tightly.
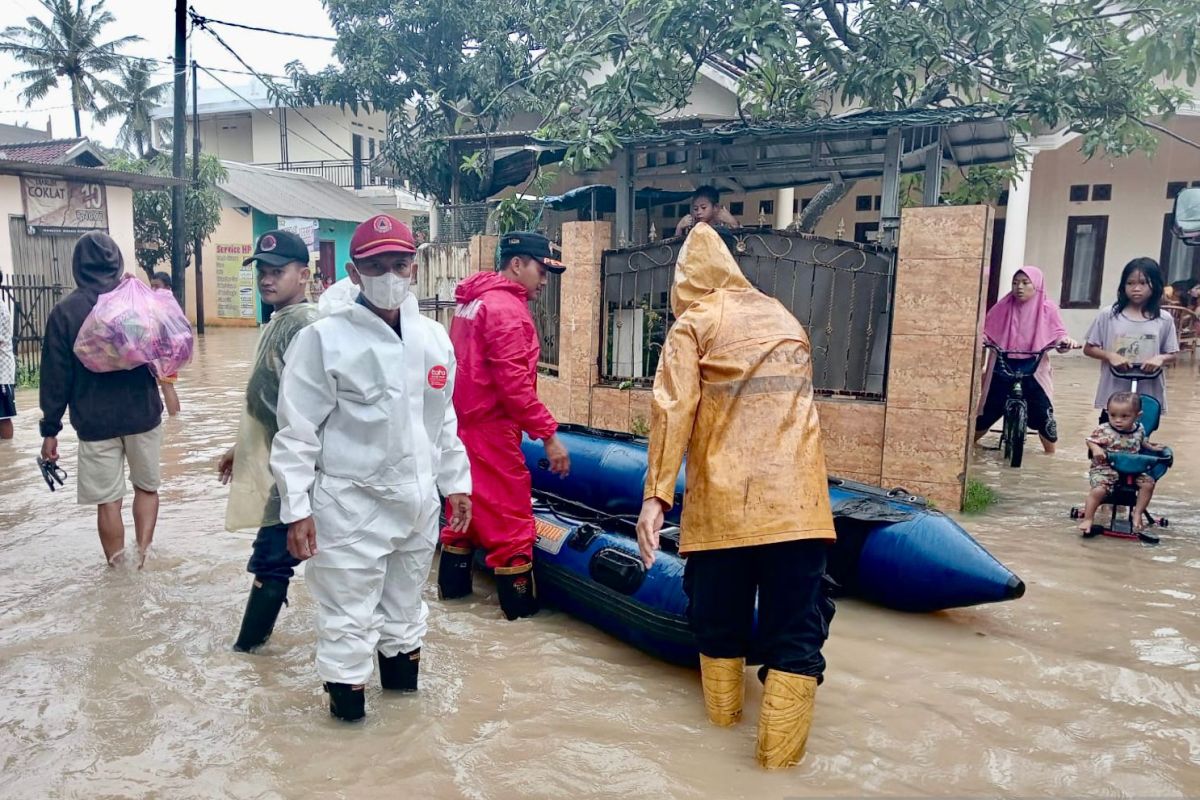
[901,164,1021,208]
[93,59,171,157]
[16,363,39,389]
[301,0,1200,200]
[487,168,559,235]
[490,197,536,236]
[107,153,227,275]
[962,478,999,515]
[286,0,543,201]
[0,0,143,137]
[630,415,650,437]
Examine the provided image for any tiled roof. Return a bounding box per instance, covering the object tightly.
[0,138,100,165]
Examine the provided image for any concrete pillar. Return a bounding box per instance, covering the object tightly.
[999,158,1035,290]
[884,205,994,511]
[467,235,498,272]
[774,187,795,229]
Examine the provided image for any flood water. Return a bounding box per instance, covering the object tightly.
[1,329,1198,799]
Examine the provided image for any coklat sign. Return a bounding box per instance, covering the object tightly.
[20,176,109,232]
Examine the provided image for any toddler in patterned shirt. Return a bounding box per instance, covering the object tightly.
[1077,391,1166,533]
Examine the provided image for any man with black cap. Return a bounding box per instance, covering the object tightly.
[38,232,164,567]
[437,231,570,620]
[217,229,319,653]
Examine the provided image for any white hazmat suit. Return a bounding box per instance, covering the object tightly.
[271,292,470,685]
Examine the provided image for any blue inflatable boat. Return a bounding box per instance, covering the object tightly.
[520,425,1024,666]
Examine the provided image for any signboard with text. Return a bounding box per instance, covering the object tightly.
[214,243,257,320]
[277,217,320,256]
[20,177,109,232]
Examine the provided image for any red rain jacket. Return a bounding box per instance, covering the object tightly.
[449,272,557,440]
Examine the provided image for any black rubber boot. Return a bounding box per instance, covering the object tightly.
[324,682,365,721]
[437,545,473,599]
[378,648,420,692]
[233,577,289,653]
[495,562,539,621]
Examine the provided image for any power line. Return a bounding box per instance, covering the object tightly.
[191,14,355,159]
[0,44,293,81]
[0,103,72,114]
[188,12,338,43]
[197,64,355,163]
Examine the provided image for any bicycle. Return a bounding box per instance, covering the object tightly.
[982,342,1069,468]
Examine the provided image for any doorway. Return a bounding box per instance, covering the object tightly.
[318,240,337,288]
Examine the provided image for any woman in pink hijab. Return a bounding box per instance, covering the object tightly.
[975,266,1077,454]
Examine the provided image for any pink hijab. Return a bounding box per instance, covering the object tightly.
[978,266,1067,407]
[983,266,1067,352]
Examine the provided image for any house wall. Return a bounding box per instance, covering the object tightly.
[1022,116,1200,339]
[451,209,991,510]
[1,175,24,274]
[183,205,255,328]
[0,175,137,279]
[248,107,388,164]
[184,105,388,166]
[197,114,255,162]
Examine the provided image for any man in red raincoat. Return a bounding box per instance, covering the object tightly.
[438,232,570,619]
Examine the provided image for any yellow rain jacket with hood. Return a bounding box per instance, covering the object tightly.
[643,223,835,553]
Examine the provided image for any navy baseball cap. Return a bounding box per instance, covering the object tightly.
[499,231,565,273]
[244,230,310,267]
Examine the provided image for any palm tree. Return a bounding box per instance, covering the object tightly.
[94,59,170,157]
[0,0,143,138]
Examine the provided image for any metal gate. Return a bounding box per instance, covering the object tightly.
[1,275,66,383]
[600,230,896,399]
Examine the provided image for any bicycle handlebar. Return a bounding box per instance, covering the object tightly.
[1107,363,1163,380]
[983,342,1063,379]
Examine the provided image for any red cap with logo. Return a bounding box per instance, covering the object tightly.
[351,214,416,260]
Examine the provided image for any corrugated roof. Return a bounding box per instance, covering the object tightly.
[0,159,185,188]
[532,105,1010,149]
[218,161,381,222]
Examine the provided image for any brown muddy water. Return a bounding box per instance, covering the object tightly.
[1,329,1198,799]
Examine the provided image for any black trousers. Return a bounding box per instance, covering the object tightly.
[975,373,1056,441]
[683,538,834,680]
[246,523,299,583]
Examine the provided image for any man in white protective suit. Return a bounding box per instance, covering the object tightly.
[271,214,473,722]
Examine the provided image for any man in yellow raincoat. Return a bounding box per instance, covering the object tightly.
[635,223,837,770]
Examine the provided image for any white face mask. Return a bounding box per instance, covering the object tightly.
[357,272,410,310]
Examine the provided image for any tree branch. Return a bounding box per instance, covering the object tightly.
[818,0,860,51]
[1138,118,1200,151]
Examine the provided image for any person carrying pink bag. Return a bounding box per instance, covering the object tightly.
[39,233,169,568]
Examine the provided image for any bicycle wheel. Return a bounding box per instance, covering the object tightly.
[1009,401,1027,468]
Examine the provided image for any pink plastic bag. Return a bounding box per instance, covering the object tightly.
[73,275,194,378]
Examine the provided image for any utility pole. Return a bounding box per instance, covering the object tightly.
[192,59,205,334]
[170,0,187,309]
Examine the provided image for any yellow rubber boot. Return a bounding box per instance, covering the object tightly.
[699,655,745,727]
[755,670,818,769]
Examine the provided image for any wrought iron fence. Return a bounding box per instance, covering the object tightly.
[254,160,392,190]
[1,275,67,383]
[600,229,895,399]
[531,271,561,374]
[433,203,493,243]
[432,202,574,244]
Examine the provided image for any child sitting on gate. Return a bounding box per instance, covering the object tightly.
[1077,391,1167,534]
[150,272,182,416]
